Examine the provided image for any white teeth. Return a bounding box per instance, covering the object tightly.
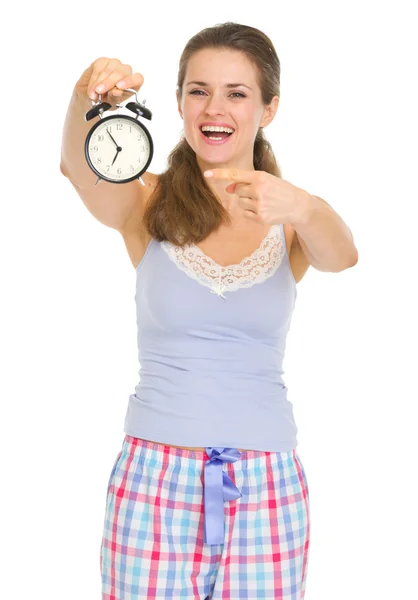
[201,125,234,133]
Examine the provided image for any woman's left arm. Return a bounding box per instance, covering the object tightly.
[290,192,358,272]
[203,168,358,272]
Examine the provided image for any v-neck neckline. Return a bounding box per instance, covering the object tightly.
[186,224,280,271]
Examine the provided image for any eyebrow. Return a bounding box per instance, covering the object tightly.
[186,81,252,90]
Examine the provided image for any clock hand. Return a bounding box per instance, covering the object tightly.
[106,128,119,147]
[106,129,123,168]
[111,149,120,166]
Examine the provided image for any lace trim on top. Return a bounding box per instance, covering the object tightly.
[160,224,284,298]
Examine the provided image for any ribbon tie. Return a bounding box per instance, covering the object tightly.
[203,447,242,545]
[209,269,227,299]
[210,285,227,299]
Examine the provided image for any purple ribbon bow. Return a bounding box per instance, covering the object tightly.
[203,447,242,545]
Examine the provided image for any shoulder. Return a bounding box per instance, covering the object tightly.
[284,223,311,283]
[119,173,160,269]
[121,172,159,235]
[283,223,296,255]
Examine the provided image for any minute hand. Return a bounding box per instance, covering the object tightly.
[106,128,119,147]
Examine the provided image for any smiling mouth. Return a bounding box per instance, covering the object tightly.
[200,128,235,140]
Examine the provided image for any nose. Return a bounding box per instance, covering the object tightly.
[204,93,226,115]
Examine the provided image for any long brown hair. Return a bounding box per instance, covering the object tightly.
[142,21,282,247]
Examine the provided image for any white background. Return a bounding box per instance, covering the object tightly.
[1,1,417,599]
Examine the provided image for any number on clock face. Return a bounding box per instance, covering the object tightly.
[87,117,151,181]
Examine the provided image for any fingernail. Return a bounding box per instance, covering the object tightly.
[116,80,125,88]
[96,84,105,92]
[204,170,213,177]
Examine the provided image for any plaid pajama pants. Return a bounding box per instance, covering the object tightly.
[100,434,310,599]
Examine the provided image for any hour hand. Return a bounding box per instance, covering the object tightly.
[111,149,120,166]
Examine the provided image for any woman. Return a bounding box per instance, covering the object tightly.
[61,21,357,600]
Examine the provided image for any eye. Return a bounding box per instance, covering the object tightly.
[189,90,246,98]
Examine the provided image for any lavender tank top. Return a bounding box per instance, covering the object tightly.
[123,222,298,452]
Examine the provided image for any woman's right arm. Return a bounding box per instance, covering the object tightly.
[59,57,157,231]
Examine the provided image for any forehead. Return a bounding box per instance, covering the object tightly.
[186,48,257,82]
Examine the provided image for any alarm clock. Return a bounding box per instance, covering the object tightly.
[84,87,153,187]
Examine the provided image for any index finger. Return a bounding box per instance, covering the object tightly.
[204,168,257,182]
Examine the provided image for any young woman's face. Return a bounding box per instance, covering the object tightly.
[177,48,278,172]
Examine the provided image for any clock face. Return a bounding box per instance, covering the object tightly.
[85,115,153,183]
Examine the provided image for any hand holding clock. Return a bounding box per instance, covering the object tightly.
[75,56,144,105]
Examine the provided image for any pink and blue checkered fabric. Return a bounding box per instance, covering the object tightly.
[100,435,310,599]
